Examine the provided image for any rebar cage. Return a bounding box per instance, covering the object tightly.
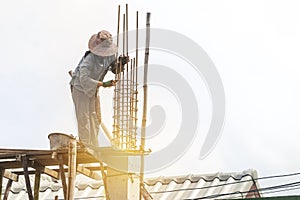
[112,58,138,150]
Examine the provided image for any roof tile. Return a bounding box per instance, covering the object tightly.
[1,169,259,199]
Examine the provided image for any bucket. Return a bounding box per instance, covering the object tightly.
[48,133,76,150]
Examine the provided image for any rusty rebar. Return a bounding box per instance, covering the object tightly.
[113,5,121,142]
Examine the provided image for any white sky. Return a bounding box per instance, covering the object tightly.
[1,0,300,196]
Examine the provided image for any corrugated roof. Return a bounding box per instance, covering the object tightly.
[1,169,260,200]
[145,169,260,200]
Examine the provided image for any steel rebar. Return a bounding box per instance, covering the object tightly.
[113,5,121,143]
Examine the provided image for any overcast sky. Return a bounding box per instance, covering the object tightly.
[1,0,300,196]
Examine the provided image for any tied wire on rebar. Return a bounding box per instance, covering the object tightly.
[112,6,139,150]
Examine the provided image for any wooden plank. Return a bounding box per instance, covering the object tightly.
[0,146,149,157]
[34,170,41,200]
[82,165,108,171]
[0,147,147,169]
[14,171,40,175]
[0,148,54,154]
[77,165,102,180]
[21,155,34,200]
[3,170,18,181]
[3,179,13,200]
[31,161,59,179]
[0,154,96,169]
[42,166,59,179]
[0,160,57,169]
[86,146,150,157]
[0,161,23,169]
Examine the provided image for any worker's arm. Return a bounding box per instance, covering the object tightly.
[97,80,117,87]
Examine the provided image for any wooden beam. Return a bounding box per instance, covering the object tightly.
[0,168,3,198]
[34,170,41,200]
[14,171,40,175]
[3,170,18,181]
[67,140,77,200]
[3,179,13,200]
[77,165,102,180]
[0,161,23,169]
[31,161,59,179]
[57,154,67,200]
[21,155,34,200]
[100,161,110,200]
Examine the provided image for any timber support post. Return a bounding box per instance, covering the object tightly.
[0,168,3,198]
[57,153,67,200]
[20,155,34,200]
[3,179,13,200]
[67,140,77,200]
[34,169,41,200]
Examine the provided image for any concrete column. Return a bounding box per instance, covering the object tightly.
[106,156,140,200]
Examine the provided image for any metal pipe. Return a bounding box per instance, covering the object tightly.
[140,12,151,200]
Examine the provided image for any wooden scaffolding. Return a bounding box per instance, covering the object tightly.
[0,145,149,200]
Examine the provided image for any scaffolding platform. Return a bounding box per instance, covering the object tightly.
[0,146,150,200]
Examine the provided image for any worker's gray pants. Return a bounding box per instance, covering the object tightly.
[72,88,99,146]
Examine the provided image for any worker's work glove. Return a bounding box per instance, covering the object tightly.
[111,56,129,74]
[119,55,130,65]
[102,80,117,87]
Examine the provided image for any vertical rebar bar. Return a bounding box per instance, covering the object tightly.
[135,11,139,149]
[126,61,129,149]
[123,14,125,57]
[126,4,129,57]
[125,4,130,149]
[113,5,121,145]
[112,6,140,150]
[136,11,138,69]
[129,59,133,148]
[121,13,126,148]
[132,58,137,147]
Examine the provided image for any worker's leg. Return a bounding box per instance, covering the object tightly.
[72,88,91,144]
[89,94,100,146]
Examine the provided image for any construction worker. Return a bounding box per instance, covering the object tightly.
[70,30,128,146]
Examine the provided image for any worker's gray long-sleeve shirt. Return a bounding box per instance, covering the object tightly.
[70,52,116,98]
